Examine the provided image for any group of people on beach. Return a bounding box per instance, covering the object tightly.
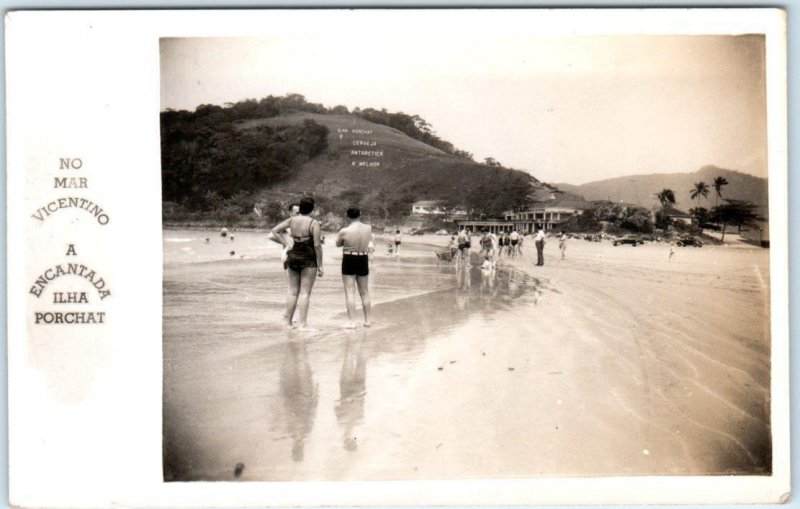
[267,197,574,329]
[269,197,374,331]
[450,226,553,268]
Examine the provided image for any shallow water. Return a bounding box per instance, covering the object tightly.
[163,230,772,481]
[163,229,539,480]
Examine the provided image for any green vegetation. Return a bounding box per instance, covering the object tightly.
[710,199,763,241]
[559,201,653,234]
[161,108,328,214]
[690,181,710,201]
[712,176,729,206]
[161,93,538,226]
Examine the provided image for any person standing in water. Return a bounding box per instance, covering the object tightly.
[337,207,373,328]
[479,230,494,259]
[559,232,567,260]
[534,228,546,266]
[509,230,520,258]
[457,227,472,267]
[393,229,402,256]
[269,203,300,318]
[271,197,323,330]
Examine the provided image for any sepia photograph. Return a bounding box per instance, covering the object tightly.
[159,29,776,483]
[3,6,791,507]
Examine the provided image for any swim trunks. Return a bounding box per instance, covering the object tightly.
[511,239,518,246]
[342,253,369,276]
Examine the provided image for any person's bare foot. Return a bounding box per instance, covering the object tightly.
[344,322,358,329]
[363,321,372,328]
[297,325,317,332]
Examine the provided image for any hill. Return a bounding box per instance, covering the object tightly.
[553,166,768,217]
[161,96,543,226]
[239,113,540,221]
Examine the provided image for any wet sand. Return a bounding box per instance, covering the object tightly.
[163,231,771,481]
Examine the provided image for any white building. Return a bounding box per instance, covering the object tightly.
[411,200,468,218]
[504,197,591,232]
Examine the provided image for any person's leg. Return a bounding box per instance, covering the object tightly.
[296,267,318,328]
[356,276,371,327]
[342,274,358,328]
[286,269,301,328]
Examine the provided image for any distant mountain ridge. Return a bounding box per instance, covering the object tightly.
[553,166,768,217]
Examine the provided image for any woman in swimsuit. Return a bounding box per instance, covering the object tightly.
[271,197,323,329]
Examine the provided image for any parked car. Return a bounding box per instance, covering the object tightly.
[613,234,641,246]
[676,235,703,247]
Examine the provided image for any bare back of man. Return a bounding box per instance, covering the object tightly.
[337,209,373,328]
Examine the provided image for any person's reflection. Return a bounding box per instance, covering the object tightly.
[480,257,495,298]
[455,262,472,310]
[279,333,318,462]
[334,330,367,452]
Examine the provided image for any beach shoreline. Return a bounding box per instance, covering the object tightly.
[163,231,771,481]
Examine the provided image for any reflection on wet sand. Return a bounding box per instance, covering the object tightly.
[164,240,541,480]
[164,232,772,480]
[335,331,367,452]
[279,334,318,462]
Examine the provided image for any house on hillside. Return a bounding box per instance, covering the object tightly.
[504,196,592,232]
[411,200,468,219]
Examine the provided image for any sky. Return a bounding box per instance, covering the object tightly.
[161,33,767,185]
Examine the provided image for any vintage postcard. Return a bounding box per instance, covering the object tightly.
[6,8,790,507]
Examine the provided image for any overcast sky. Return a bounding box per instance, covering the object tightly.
[161,34,766,185]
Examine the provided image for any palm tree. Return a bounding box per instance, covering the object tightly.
[690,181,710,202]
[656,188,676,211]
[712,176,729,206]
[655,189,676,228]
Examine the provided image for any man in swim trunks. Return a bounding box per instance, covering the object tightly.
[337,207,373,328]
[479,229,494,262]
[457,227,472,266]
[393,230,402,256]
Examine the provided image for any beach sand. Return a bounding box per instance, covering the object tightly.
[163,231,771,481]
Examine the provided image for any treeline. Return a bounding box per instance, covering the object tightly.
[560,202,654,234]
[164,93,473,159]
[161,106,328,213]
[351,107,473,159]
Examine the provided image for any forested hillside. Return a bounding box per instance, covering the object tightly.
[161,94,541,225]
